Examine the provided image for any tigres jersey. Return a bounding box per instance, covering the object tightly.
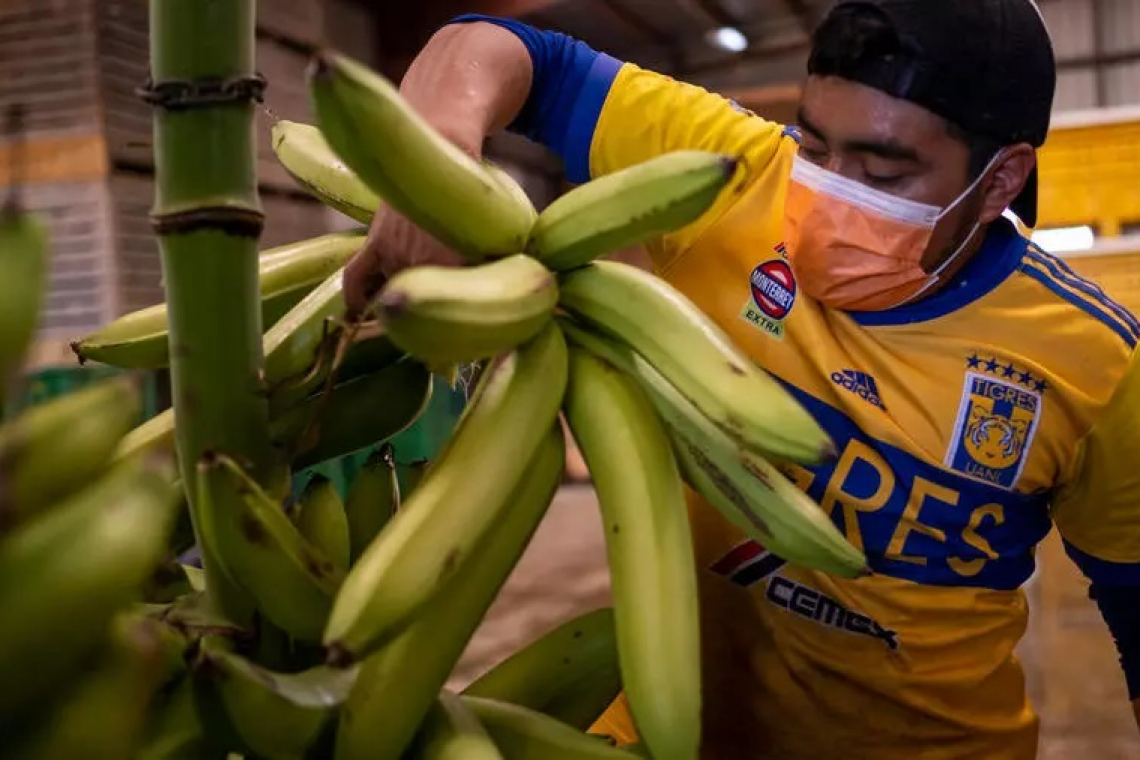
[564,60,1140,760]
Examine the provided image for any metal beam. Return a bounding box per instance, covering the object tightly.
[720,83,802,122]
[680,34,809,77]
[371,0,567,74]
[1057,47,1140,71]
[689,0,738,29]
[681,31,1136,81]
[720,83,803,107]
[594,0,672,47]
[782,0,817,34]
[1091,0,1107,107]
[594,0,684,71]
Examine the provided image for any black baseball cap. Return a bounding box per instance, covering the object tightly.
[808,0,1056,228]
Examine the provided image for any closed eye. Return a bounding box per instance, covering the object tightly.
[799,145,828,164]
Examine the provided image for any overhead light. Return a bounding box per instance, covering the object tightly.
[708,26,748,53]
[1031,225,1096,253]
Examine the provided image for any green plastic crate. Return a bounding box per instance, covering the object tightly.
[12,364,468,507]
[8,365,163,424]
[291,372,470,501]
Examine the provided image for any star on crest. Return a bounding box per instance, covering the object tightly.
[966,353,1048,394]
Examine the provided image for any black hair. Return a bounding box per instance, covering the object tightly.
[808,3,1004,178]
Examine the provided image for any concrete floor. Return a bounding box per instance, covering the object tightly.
[452,484,1140,759]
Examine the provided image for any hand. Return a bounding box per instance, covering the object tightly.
[342,122,483,320]
[342,204,467,320]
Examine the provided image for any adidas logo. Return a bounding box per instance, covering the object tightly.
[831,370,886,410]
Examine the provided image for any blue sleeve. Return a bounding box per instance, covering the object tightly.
[1089,581,1140,700]
[446,14,623,182]
[1064,539,1140,585]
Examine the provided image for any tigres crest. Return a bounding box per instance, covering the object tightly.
[946,372,1042,490]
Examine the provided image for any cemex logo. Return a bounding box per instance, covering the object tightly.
[832,370,886,410]
[710,540,899,651]
[765,574,900,651]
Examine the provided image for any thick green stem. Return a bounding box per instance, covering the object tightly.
[149,0,281,626]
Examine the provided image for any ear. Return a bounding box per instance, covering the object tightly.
[979,144,1036,224]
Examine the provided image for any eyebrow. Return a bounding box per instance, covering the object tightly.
[796,107,923,163]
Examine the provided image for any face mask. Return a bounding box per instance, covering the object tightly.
[783,151,1003,312]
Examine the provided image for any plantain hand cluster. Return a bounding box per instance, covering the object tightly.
[0,49,868,760]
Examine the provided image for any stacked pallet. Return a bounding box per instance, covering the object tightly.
[91,0,343,318]
[0,0,116,358]
[0,0,362,367]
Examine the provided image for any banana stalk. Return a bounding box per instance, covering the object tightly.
[147,0,284,626]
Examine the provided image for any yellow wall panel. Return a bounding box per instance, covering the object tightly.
[1037,116,1140,234]
[0,133,109,187]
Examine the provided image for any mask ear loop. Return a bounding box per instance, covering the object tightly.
[897,150,1009,307]
[934,149,1009,223]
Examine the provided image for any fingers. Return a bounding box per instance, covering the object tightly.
[343,247,386,321]
[343,214,390,320]
[342,208,467,320]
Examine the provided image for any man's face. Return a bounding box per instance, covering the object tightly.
[795,75,986,270]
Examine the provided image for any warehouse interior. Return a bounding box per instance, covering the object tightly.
[2,0,1140,757]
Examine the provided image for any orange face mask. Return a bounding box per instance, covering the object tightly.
[783,152,998,312]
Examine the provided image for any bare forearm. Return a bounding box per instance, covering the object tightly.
[398,22,534,156]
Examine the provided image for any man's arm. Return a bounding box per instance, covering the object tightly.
[343,21,534,313]
[1052,348,1140,730]
[397,22,533,160]
[1087,582,1140,728]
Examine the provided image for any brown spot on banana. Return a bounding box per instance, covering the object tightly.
[685,439,772,537]
[240,513,268,545]
[440,548,460,578]
[740,459,773,488]
[303,550,336,581]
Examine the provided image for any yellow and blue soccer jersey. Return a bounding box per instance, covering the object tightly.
[452,15,1140,760]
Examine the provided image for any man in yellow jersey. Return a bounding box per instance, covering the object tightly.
[343,1,1140,758]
